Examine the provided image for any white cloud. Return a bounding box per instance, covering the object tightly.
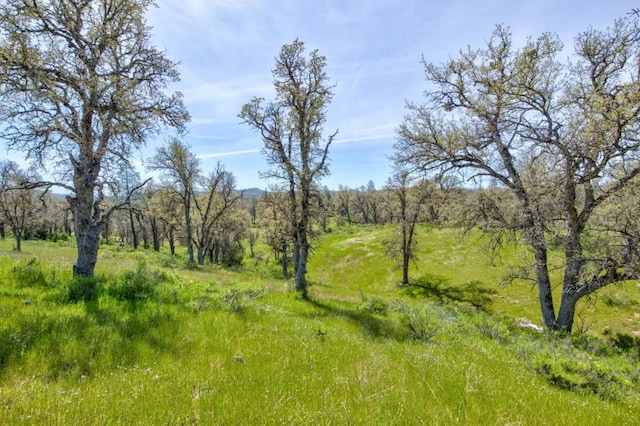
[197,148,260,159]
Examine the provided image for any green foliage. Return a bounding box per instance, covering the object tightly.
[12,258,56,288]
[601,290,639,308]
[399,305,443,343]
[66,276,102,303]
[1,229,640,423]
[357,294,390,315]
[106,263,171,302]
[529,342,640,401]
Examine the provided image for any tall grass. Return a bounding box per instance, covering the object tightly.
[0,230,638,424]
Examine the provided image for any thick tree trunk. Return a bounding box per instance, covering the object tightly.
[401,249,410,285]
[168,230,176,256]
[74,223,100,277]
[70,156,102,278]
[556,292,579,332]
[197,242,206,264]
[532,241,555,329]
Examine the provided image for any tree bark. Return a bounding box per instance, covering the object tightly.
[556,292,579,332]
[150,217,161,252]
[295,238,309,294]
[129,208,138,249]
[14,230,22,252]
[184,192,195,264]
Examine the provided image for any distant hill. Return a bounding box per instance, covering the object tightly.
[241,187,266,197]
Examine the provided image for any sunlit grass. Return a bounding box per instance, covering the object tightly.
[0,228,639,424]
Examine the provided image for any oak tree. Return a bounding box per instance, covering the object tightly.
[396,17,640,332]
[0,0,188,277]
[240,40,337,295]
[148,138,200,265]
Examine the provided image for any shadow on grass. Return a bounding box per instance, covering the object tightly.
[303,297,407,342]
[0,299,181,379]
[403,274,496,311]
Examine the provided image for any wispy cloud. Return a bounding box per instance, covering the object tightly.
[334,133,394,145]
[197,148,260,159]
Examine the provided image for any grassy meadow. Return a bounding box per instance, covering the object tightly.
[0,226,639,424]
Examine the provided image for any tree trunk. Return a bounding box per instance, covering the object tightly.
[150,217,161,251]
[74,223,100,277]
[532,241,555,329]
[14,230,22,252]
[138,214,149,249]
[69,157,102,278]
[184,193,195,264]
[295,241,309,294]
[149,217,160,251]
[197,240,206,264]
[556,292,579,332]
[167,228,176,256]
[401,251,410,286]
[129,208,138,249]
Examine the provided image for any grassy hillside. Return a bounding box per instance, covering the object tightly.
[0,227,639,424]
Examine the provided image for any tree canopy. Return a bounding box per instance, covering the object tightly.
[396,17,640,332]
[0,0,189,277]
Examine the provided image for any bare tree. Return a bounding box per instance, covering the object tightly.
[0,0,188,277]
[148,138,200,264]
[240,40,337,295]
[193,164,242,265]
[259,188,295,278]
[396,17,640,332]
[384,170,433,285]
[0,161,40,251]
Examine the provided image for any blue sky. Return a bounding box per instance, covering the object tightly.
[3,0,638,190]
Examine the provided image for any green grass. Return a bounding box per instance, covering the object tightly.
[0,229,639,424]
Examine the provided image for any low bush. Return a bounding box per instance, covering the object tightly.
[12,258,56,288]
[106,263,171,302]
[67,276,102,303]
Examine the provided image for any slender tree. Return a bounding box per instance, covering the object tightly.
[0,161,39,251]
[396,17,640,332]
[148,138,200,264]
[384,170,433,285]
[0,0,188,277]
[240,40,337,295]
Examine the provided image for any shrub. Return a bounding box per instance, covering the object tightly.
[67,276,102,303]
[12,258,51,288]
[399,306,443,343]
[357,294,390,315]
[215,283,266,312]
[106,263,170,302]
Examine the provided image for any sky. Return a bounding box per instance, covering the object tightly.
[3,0,639,190]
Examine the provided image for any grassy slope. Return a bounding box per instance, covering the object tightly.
[0,227,638,424]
